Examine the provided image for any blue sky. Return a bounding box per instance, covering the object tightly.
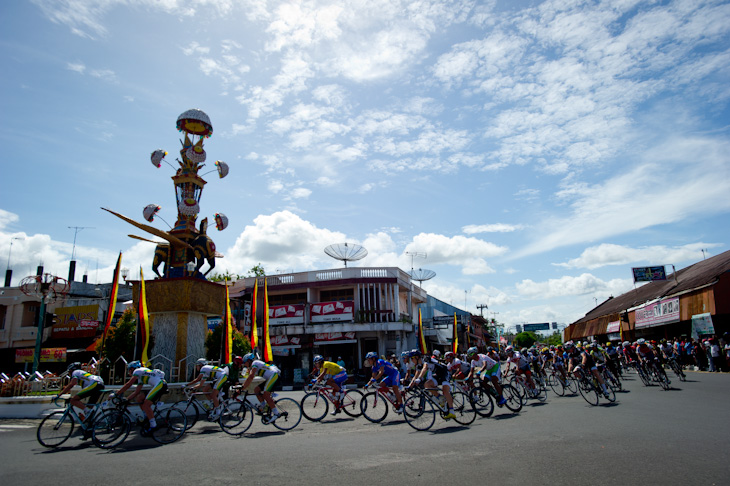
[1,0,729,329]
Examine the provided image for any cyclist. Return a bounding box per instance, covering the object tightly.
[365,351,403,414]
[114,361,167,432]
[400,351,415,383]
[579,343,610,398]
[505,346,537,395]
[240,353,281,424]
[589,342,616,384]
[408,349,456,420]
[57,362,105,423]
[604,342,622,378]
[184,358,229,419]
[312,354,349,415]
[465,347,506,406]
[551,345,569,385]
[636,338,668,380]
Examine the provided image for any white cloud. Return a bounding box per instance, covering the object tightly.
[290,187,312,199]
[66,62,86,74]
[555,242,722,270]
[224,210,346,272]
[405,233,507,275]
[462,223,524,234]
[516,273,632,300]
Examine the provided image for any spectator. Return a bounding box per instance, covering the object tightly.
[336,356,346,368]
[710,339,722,372]
[704,340,716,372]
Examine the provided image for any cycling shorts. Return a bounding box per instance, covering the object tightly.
[259,372,279,393]
[77,381,105,404]
[330,370,348,386]
[425,373,451,389]
[480,363,501,380]
[381,370,400,387]
[146,381,167,402]
[213,375,228,391]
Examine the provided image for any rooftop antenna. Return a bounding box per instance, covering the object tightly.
[68,226,94,261]
[324,243,368,268]
[405,251,427,272]
[409,268,436,288]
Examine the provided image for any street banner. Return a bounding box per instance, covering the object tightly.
[221,279,233,363]
[269,304,305,325]
[635,297,680,329]
[262,279,273,362]
[632,266,667,282]
[137,267,150,365]
[102,252,122,341]
[418,308,427,354]
[691,313,715,339]
[310,300,354,323]
[250,279,258,350]
[16,347,67,363]
[452,313,458,353]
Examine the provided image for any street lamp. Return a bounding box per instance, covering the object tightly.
[186,261,196,277]
[121,267,129,284]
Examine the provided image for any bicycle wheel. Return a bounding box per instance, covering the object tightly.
[360,391,389,423]
[565,376,578,394]
[601,384,616,402]
[577,379,599,406]
[271,398,302,431]
[658,370,671,390]
[219,400,253,436]
[300,392,328,422]
[509,377,528,405]
[37,411,75,448]
[451,391,476,425]
[638,367,651,386]
[500,384,522,413]
[173,400,200,430]
[92,410,131,449]
[151,407,187,444]
[403,394,436,431]
[469,387,494,417]
[341,389,364,417]
[533,381,548,402]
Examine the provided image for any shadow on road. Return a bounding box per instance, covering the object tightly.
[240,430,286,439]
[428,425,471,434]
[491,412,519,421]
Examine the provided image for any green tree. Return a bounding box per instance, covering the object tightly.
[208,270,245,282]
[98,308,136,381]
[247,263,266,277]
[514,331,539,349]
[543,331,563,346]
[204,324,251,361]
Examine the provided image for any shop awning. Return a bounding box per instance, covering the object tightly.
[314,339,357,345]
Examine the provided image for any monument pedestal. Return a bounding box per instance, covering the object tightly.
[132,278,225,380]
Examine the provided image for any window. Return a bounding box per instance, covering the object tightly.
[268,292,307,306]
[320,289,353,302]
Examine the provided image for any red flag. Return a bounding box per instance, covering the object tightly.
[101,252,122,338]
[418,308,427,354]
[262,278,272,362]
[250,278,258,350]
[221,279,233,363]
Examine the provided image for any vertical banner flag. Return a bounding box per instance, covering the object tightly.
[418,308,427,354]
[102,252,122,339]
[221,279,233,364]
[138,267,150,365]
[262,278,273,362]
[250,278,258,350]
[452,313,458,354]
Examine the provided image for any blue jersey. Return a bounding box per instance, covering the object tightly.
[372,359,399,377]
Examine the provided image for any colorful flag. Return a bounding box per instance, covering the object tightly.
[101,252,122,339]
[250,278,258,350]
[418,308,427,354]
[221,279,233,363]
[138,267,150,365]
[262,278,273,362]
[452,313,458,354]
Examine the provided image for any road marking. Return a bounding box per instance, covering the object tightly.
[0,424,34,431]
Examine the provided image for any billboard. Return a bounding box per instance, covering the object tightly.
[52,305,100,338]
[632,266,667,282]
[635,297,680,329]
[310,300,354,323]
[16,347,67,363]
[269,304,305,325]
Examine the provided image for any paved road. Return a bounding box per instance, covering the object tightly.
[2,371,729,485]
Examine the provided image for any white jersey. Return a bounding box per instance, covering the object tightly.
[470,354,498,370]
[71,370,103,387]
[200,365,229,380]
[132,367,165,386]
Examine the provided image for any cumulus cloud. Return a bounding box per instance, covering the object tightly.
[555,243,723,270]
[462,223,524,234]
[405,233,507,275]
[516,273,632,300]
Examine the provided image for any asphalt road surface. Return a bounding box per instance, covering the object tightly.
[2,370,728,485]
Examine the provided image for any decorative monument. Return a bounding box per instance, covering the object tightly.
[103,109,231,369]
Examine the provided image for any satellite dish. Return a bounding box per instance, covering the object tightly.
[410,268,436,287]
[324,243,368,267]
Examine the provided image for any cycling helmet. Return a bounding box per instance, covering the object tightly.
[432,350,441,357]
[505,346,514,353]
[365,351,378,360]
[466,346,478,357]
[575,342,583,348]
[486,346,494,353]
[313,354,324,363]
[233,356,244,366]
[589,342,598,348]
[127,360,141,370]
[242,353,256,363]
[606,342,612,347]
[401,351,409,358]
[637,338,646,345]
[409,349,422,358]
[66,362,82,373]
[520,348,528,354]
[444,351,455,360]
[196,358,208,366]
[541,347,549,354]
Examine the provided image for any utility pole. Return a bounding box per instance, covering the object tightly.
[476,304,488,317]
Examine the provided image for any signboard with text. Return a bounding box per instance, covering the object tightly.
[269,304,305,325]
[310,300,354,323]
[632,266,667,282]
[52,305,100,338]
[606,321,621,333]
[15,347,67,363]
[635,297,680,329]
[524,323,550,332]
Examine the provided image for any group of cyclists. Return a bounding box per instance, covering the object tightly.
[50,335,689,446]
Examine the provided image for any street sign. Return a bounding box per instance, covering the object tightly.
[524,323,550,332]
